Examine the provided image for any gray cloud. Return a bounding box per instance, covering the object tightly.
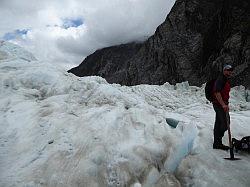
[0,0,175,68]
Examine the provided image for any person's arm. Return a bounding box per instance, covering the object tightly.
[214,92,229,112]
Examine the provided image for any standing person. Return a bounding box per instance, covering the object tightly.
[212,64,234,150]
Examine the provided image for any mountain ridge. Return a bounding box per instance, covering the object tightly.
[68,0,250,88]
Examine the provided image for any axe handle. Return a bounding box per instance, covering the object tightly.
[226,112,234,158]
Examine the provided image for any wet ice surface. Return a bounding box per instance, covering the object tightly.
[0,41,250,187]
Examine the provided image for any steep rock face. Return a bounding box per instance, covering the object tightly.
[68,42,142,84]
[68,0,250,88]
[201,0,250,88]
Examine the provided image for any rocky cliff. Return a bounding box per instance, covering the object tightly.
[68,0,250,88]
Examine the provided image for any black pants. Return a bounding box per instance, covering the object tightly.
[213,104,229,145]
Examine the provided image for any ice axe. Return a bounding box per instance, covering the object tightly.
[224,112,240,160]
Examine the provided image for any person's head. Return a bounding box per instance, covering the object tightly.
[223,64,234,78]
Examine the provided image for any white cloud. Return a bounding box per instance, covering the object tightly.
[0,0,175,69]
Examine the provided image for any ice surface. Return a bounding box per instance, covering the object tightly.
[0,41,250,187]
[0,40,37,62]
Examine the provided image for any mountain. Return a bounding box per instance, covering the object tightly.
[68,42,143,84]
[68,0,250,88]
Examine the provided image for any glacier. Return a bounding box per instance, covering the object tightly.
[0,41,250,187]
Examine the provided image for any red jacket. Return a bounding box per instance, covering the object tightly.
[213,74,231,105]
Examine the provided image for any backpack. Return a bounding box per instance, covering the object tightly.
[205,79,216,102]
[232,136,250,153]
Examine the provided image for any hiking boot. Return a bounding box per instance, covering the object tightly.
[213,143,230,150]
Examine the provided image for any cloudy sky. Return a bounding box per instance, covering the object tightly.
[0,0,175,69]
